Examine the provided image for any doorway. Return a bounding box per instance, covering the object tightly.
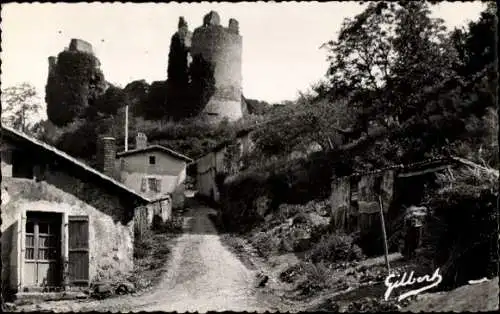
[24,212,62,291]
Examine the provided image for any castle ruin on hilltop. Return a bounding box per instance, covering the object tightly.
[174,11,245,122]
[46,11,246,124]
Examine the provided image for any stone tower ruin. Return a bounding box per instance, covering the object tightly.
[175,11,244,122]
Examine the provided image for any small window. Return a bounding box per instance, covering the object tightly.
[148,177,161,193]
[149,156,156,165]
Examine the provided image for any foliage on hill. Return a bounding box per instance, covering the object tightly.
[217,2,498,249]
[242,1,497,172]
[244,98,273,115]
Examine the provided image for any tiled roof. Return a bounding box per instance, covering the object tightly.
[116,144,192,162]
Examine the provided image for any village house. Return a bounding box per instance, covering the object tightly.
[193,128,254,202]
[115,133,193,218]
[0,126,163,298]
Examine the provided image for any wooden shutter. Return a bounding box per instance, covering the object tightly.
[141,178,147,192]
[68,216,89,287]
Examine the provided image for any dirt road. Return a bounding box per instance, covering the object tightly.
[13,204,288,313]
[132,205,281,312]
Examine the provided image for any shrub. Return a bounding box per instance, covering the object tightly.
[418,166,498,290]
[219,170,269,232]
[296,262,349,296]
[307,232,365,264]
[152,215,183,234]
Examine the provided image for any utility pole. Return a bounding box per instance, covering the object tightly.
[379,194,391,274]
[124,105,129,152]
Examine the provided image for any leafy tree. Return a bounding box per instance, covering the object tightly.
[93,84,127,115]
[245,98,272,115]
[322,1,458,131]
[140,81,169,120]
[187,54,216,117]
[452,2,496,78]
[123,79,151,121]
[1,82,43,133]
[165,29,191,120]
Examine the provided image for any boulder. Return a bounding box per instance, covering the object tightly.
[92,282,113,299]
[115,282,135,295]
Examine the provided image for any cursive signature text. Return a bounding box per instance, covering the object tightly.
[384,268,442,302]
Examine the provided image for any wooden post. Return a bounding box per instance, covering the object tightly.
[378,195,391,274]
[124,105,129,152]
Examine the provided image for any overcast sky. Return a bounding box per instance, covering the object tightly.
[1,1,486,120]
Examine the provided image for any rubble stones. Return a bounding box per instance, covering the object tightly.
[92,282,113,299]
[115,282,136,295]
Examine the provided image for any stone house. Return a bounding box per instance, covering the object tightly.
[115,133,193,216]
[0,126,161,297]
[193,128,254,203]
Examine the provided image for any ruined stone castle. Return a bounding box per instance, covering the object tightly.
[46,11,245,123]
[175,11,245,121]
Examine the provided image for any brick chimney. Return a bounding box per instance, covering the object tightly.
[136,133,147,150]
[97,136,116,177]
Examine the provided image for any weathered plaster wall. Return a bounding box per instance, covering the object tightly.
[1,172,135,292]
[195,148,227,201]
[121,172,178,196]
[119,152,186,176]
[118,152,187,208]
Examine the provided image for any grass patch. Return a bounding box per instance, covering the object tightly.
[307,232,365,264]
[130,218,182,292]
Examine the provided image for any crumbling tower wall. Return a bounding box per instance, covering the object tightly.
[190,11,244,121]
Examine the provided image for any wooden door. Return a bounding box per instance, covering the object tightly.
[68,216,90,288]
[24,213,62,291]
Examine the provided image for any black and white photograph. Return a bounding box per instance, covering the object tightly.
[0,1,498,312]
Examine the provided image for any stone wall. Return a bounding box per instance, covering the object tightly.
[96,137,117,178]
[189,11,244,121]
[69,38,94,54]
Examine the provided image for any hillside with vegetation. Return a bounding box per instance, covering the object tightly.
[209,2,498,310]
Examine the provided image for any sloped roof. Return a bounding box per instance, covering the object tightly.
[343,156,490,179]
[0,125,168,204]
[116,144,192,162]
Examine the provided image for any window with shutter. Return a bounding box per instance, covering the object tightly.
[68,216,89,287]
[148,177,161,192]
